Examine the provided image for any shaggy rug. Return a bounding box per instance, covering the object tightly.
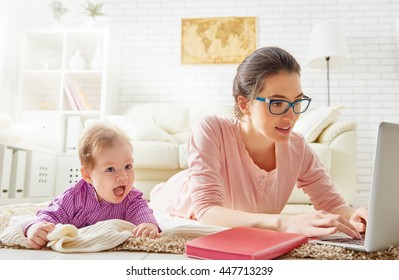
[1,202,398,260]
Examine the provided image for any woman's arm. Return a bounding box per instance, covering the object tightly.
[200,205,363,238]
[199,205,282,230]
[332,205,355,220]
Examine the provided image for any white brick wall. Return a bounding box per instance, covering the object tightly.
[27,0,399,205]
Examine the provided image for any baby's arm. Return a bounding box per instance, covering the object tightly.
[126,188,161,238]
[26,222,56,249]
[132,223,160,239]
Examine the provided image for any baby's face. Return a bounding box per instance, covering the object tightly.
[88,140,135,203]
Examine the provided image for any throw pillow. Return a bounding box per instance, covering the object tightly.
[130,121,177,143]
[293,106,343,142]
[317,120,356,145]
[105,115,176,143]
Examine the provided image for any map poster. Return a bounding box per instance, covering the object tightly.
[181,16,257,64]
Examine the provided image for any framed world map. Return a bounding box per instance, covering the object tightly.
[181,16,257,64]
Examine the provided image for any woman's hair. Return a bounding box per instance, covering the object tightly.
[232,46,301,119]
[78,122,132,170]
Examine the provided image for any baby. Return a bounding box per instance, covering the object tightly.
[25,123,160,249]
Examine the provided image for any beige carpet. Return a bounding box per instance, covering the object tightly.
[1,202,398,259]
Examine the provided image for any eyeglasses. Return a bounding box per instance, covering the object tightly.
[255,95,312,115]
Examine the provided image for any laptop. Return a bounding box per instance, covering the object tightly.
[312,122,399,252]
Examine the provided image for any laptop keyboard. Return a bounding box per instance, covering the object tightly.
[320,237,364,246]
[319,233,365,246]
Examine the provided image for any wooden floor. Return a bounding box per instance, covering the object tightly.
[0,247,190,260]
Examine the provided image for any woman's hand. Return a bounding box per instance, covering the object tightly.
[26,221,56,249]
[133,223,160,239]
[280,211,362,238]
[349,207,368,232]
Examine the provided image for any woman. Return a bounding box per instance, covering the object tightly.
[151,46,367,238]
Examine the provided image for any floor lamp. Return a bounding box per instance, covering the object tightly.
[307,21,349,106]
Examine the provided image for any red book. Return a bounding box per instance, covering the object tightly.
[185,226,308,260]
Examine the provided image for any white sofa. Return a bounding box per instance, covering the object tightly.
[106,103,357,205]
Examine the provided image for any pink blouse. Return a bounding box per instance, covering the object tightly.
[152,115,347,220]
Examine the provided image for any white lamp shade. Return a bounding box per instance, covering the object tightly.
[307,21,349,69]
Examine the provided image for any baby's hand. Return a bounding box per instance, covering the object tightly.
[133,223,160,239]
[26,221,56,249]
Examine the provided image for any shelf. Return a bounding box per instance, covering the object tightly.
[19,72,61,111]
[14,28,116,200]
[60,110,101,115]
[24,69,62,74]
[23,32,64,70]
[64,71,102,83]
[17,28,112,153]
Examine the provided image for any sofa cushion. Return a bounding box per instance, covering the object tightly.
[106,115,176,142]
[317,120,356,145]
[188,104,234,128]
[308,143,331,171]
[132,141,179,169]
[294,106,343,142]
[129,121,177,142]
[172,131,190,144]
[125,103,189,134]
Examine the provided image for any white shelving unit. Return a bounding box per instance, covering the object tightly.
[54,154,81,197]
[17,28,116,151]
[0,143,56,205]
[15,28,118,198]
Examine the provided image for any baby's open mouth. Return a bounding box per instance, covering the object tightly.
[113,186,125,196]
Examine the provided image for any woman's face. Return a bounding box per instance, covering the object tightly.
[247,71,304,143]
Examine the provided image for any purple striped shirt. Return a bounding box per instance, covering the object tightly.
[25,179,159,233]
